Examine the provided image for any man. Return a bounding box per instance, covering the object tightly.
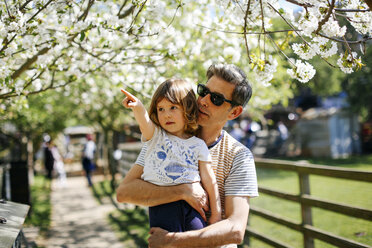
[116,64,258,247]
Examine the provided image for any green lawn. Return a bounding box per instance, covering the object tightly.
[24,175,52,242]
[247,155,372,248]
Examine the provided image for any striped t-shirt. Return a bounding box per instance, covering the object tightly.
[208,130,258,217]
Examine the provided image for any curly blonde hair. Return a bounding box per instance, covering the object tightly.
[149,78,199,136]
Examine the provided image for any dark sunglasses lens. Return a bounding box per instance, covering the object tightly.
[211,94,224,106]
[198,85,207,97]
[198,84,224,106]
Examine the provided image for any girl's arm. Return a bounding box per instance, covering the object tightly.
[121,89,155,140]
[199,161,221,224]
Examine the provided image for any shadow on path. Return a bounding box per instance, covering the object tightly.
[45,176,123,248]
[91,180,150,248]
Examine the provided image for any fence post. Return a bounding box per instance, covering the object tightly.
[299,173,314,248]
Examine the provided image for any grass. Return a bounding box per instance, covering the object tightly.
[247,155,372,248]
[24,174,52,247]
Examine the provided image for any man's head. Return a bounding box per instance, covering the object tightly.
[197,64,252,129]
[206,64,252,108]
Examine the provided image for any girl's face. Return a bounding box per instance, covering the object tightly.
[157,98,187,138]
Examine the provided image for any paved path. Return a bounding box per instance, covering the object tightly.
[45,176,123,248]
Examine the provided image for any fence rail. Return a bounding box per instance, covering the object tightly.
[249,158,372,248]
[114,144,372,248]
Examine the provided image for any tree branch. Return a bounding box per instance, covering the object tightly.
[11,47,50,80]
[4,0,11,16]
[26,0,54,23]
[118,0,130,16]
[318,32,372,44]
[315,0,335,34]
[284,0,313,8]
[243,0,252,62]
[335,8,371,12]
[266,34,296,67]
[118,5,136,19]
[19,0,33,11]
[78,0,95,22]
[0,34,16,55]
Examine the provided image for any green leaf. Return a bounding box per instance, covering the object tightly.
[80,31,86,41]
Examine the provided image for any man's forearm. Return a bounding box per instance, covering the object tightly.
[152,218,243,248]
[116,178,183,206]
[116,165,184,206]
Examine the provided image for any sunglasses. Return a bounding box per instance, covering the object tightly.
[197,84,239,106]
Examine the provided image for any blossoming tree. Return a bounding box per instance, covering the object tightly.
[1,0,371,106]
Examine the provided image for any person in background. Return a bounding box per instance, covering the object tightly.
[43,139,54,183]
[82,134,96,187]
[50,140,67,188]
[229,122,245,143]
[116,63,258,248]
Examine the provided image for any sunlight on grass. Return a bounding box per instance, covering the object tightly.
[248,215,303,247]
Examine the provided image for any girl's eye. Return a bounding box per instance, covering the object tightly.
[171,106,178,110]
[158,107,164,112]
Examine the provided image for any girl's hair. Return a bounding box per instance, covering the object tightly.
[149,78,199,136]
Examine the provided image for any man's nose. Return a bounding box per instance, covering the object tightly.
[199,94,210,107]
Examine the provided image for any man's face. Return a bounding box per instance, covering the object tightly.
[197,75,237,128]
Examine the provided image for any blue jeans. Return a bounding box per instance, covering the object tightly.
[149,200,207,232]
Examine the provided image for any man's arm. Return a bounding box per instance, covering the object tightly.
[148,195,250,248]
[116,164,209,219]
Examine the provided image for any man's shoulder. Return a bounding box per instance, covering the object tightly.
[221,130,251,153]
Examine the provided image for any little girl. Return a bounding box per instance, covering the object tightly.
[121,78,221,232]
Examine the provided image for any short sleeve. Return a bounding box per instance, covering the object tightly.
[135,143,148,167]
[224,148,258,197]
[197,141,212,162]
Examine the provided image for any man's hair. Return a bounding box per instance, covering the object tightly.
[149,78,199,136]
[206,64,252,107]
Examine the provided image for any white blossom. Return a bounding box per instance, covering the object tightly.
[252,55,278,87]
[337,52,363,74]
[297,11,319,37]
[322,18,347,37]
[292,43,316,60]
[287,60,316,83]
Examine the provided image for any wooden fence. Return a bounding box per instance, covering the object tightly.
[248,158,372,248]
[114,143,372,248]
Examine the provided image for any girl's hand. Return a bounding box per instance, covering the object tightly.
[208,212,221,225]
[121,89,142,109]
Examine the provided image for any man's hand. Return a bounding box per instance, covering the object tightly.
[181,182,209,221]
[148,227,173,248]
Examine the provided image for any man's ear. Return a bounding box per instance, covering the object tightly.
[228,105,243,120]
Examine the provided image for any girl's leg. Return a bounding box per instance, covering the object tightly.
[149,201,185,232]
[182,201,207,231]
